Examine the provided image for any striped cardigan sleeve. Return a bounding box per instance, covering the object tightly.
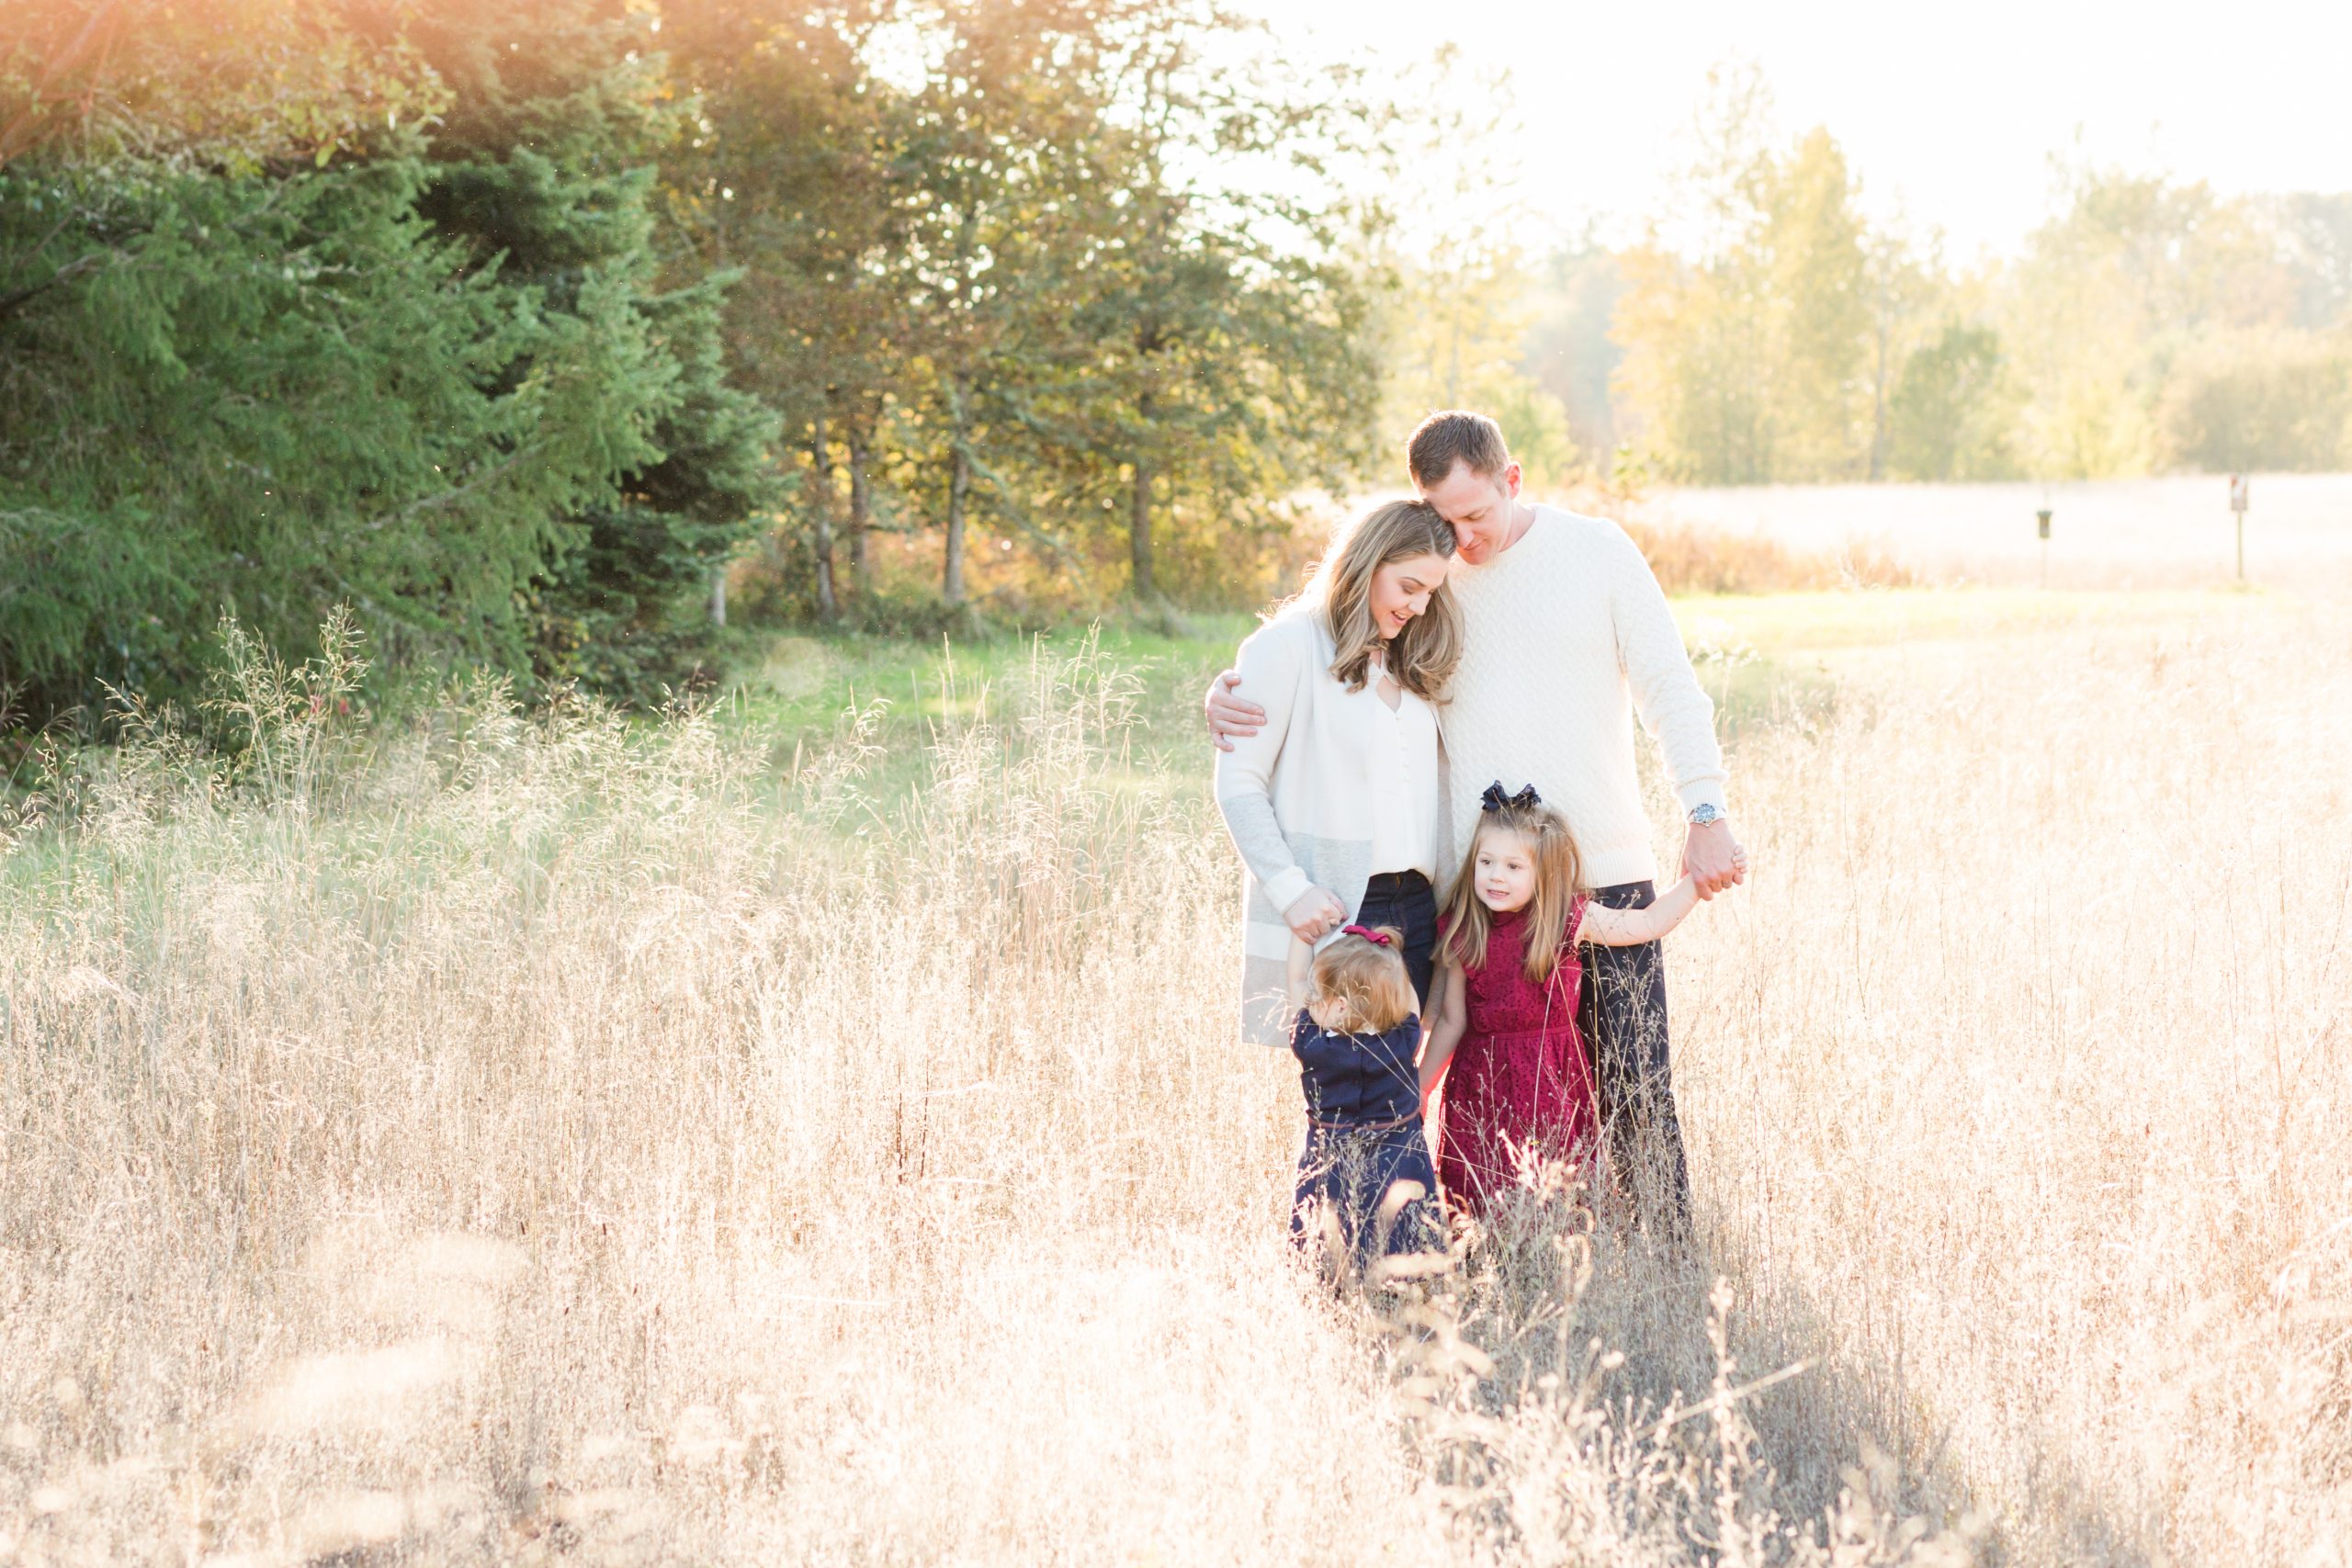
[1213,617,1315,918]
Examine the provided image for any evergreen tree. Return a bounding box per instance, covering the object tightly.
[408,0,775,694]
[1,148,636,713]
[1,0,769,717]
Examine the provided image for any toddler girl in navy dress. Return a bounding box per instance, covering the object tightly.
[1287,923,1444,1270]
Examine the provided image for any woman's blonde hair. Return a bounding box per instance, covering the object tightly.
[1310,925,1416,1034]
[1304,499,1462,700]
[1437,794,1587,985]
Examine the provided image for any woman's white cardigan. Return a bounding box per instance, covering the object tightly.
[1213,603,1452,1047]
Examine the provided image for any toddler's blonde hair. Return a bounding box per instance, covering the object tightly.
[1308,924,1416,1034]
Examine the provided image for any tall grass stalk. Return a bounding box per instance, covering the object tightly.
[3,608,2345,1564]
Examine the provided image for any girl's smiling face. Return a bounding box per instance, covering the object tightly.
[1473,827,1538,913]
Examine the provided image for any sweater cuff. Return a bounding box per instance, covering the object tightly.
[1261,866,1313,917]
[1676,778,1730,819]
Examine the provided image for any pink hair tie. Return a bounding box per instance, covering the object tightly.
[1340,924,1391,946]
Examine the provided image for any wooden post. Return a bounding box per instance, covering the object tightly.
[2229,474,2249,582]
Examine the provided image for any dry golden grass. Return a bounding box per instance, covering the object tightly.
[2,598,2347,1565]
[1642,474,2352,594]
[1611,513,1923,597]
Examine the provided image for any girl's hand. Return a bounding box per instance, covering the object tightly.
[1283,886,1346,942]
[1575,875,1703,947]
[1418,962,1465,1108]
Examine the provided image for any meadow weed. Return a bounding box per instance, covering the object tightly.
[2,604,2346,1563]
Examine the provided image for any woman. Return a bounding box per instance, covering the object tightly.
[1214,499,1461,1047]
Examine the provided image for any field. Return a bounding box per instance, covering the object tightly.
[1646,472,2352,592]
[5,553,2350,1562]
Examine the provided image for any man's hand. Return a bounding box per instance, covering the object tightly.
[1205,670,1266,753]
[1680,818,1747,899]
[1283,886,1346,942]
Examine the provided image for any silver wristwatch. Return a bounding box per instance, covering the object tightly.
[1687,803,1725,828]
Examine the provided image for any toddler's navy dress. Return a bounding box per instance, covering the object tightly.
[1290,1010,1444,1266]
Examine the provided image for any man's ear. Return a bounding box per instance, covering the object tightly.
[1501,460,1523,500]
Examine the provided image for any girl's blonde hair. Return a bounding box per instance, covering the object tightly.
[1310,925,1416,1034]
[1300,499,1462,701]
[1437,795,1586,985]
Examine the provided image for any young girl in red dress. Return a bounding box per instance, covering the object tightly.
[1419,783,1706,1214]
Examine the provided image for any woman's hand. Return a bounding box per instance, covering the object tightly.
[1283,886,1346,942]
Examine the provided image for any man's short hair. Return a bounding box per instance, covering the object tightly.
[1406,410,1511,490]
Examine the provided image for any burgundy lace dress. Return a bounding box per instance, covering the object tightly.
[1434,900,1600,1213]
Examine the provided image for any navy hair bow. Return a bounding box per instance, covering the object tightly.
[1480,780,1541,813]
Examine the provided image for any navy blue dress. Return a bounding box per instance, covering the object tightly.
[1290,1010,1444,1267]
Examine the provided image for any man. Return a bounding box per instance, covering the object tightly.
[1206,410,1745,1234]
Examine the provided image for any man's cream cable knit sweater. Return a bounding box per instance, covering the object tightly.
[1441,505,1727,891]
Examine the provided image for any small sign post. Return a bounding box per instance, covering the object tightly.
[2228,474,2249,581]
[2036,508,2052,588]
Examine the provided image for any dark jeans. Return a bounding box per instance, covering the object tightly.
[1577,879,1693,1234]
[1358,870,1437,1010]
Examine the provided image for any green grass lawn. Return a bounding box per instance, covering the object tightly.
[728,613,1251,738]
[718,613,1253,811]
[723,583,2278,764]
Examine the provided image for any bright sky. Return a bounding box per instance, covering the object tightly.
[1246,0,2352,262]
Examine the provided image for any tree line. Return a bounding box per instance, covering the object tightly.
[2,0,1376,719]
[1551,67,2352,487]
[8,26,2351,723]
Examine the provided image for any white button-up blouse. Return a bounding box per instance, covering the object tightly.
[1365,656,1442,880]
